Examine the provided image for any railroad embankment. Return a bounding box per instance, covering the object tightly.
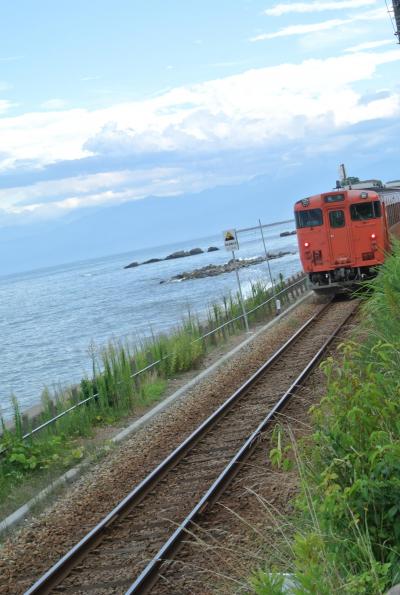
[252,246,400,594]
[0,273,307,524]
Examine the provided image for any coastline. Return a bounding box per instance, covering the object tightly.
[0,228,300,420]
[0,284,312,535]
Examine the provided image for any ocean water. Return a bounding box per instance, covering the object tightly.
[0,223,300,419]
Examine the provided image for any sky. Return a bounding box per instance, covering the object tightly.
[0,0,399,271]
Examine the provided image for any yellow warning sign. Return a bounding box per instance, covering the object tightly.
[223,229,239,251]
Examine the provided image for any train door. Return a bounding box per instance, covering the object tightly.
[327,208,352,264]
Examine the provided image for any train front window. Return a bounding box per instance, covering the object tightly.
[295,208,323,228]
[350,201,382,221]
[329,210,345,228]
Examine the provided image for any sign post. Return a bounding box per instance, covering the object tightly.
[223,229,250,332]
[258,219,281,315]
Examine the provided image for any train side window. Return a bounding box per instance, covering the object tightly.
[329,210,345,228]
[350,201,382,221]
[295,208,323,228]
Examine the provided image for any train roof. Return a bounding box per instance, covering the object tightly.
[340,180,400,191]
[384,181,400,189]
[294,189,380,210]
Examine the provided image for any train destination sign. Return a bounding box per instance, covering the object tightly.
[223,229,239,251]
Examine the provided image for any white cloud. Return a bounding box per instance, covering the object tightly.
[0,169,180,210]
[251,18,350,40]
[251,7,386,40]
[299,23,367,51]
[265,0,377,17]
[1,167,247,221]
[41,99,69,110]
[0,48,399,220]
[0,48,398,170]
[0,108,98,169]
[344,39,393,52]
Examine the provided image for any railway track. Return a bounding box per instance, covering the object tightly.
[26,298,358,595]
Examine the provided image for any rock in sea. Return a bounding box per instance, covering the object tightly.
[142,258,162,265]
[165,250,188,260]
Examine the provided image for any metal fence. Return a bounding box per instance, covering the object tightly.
[1,272,309,448]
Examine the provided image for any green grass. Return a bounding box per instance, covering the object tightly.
[251,248,400,594]
[0,273,304,515]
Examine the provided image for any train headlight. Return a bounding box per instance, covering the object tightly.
[371,233,376,239]
[304,242,310,248]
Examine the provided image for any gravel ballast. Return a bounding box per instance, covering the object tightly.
[154,315,359,594]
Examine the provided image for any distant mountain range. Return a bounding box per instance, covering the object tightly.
[0,172,321,275]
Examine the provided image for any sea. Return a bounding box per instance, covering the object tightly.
[0,222,301,420]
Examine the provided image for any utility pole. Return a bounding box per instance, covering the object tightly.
[392,0,400,43]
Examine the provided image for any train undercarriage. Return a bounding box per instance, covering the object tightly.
[309,265,378,295]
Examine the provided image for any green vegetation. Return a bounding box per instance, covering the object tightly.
[252,247,400,594]
[0,274,302,517]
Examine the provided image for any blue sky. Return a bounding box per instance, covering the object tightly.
[0,1,399,243]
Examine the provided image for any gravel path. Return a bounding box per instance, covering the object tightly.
[0,299,321,595]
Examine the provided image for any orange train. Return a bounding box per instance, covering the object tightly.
[294,180,400,293]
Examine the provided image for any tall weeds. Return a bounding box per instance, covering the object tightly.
[252,248,400,594]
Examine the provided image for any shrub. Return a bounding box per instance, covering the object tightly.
[252,246,400,593]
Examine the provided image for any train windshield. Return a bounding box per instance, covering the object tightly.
[350,201,382,221]
[295,208,323,228]
[329,210,345,228]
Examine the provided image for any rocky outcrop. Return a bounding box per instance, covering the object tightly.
[165,250,187,260]
[165,248,204,259]
[141,258,162,265]
[164,251,296,282]
[124,246,218,268]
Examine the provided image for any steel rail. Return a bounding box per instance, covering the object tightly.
[126,302,357,594]
[25,298,333,595]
